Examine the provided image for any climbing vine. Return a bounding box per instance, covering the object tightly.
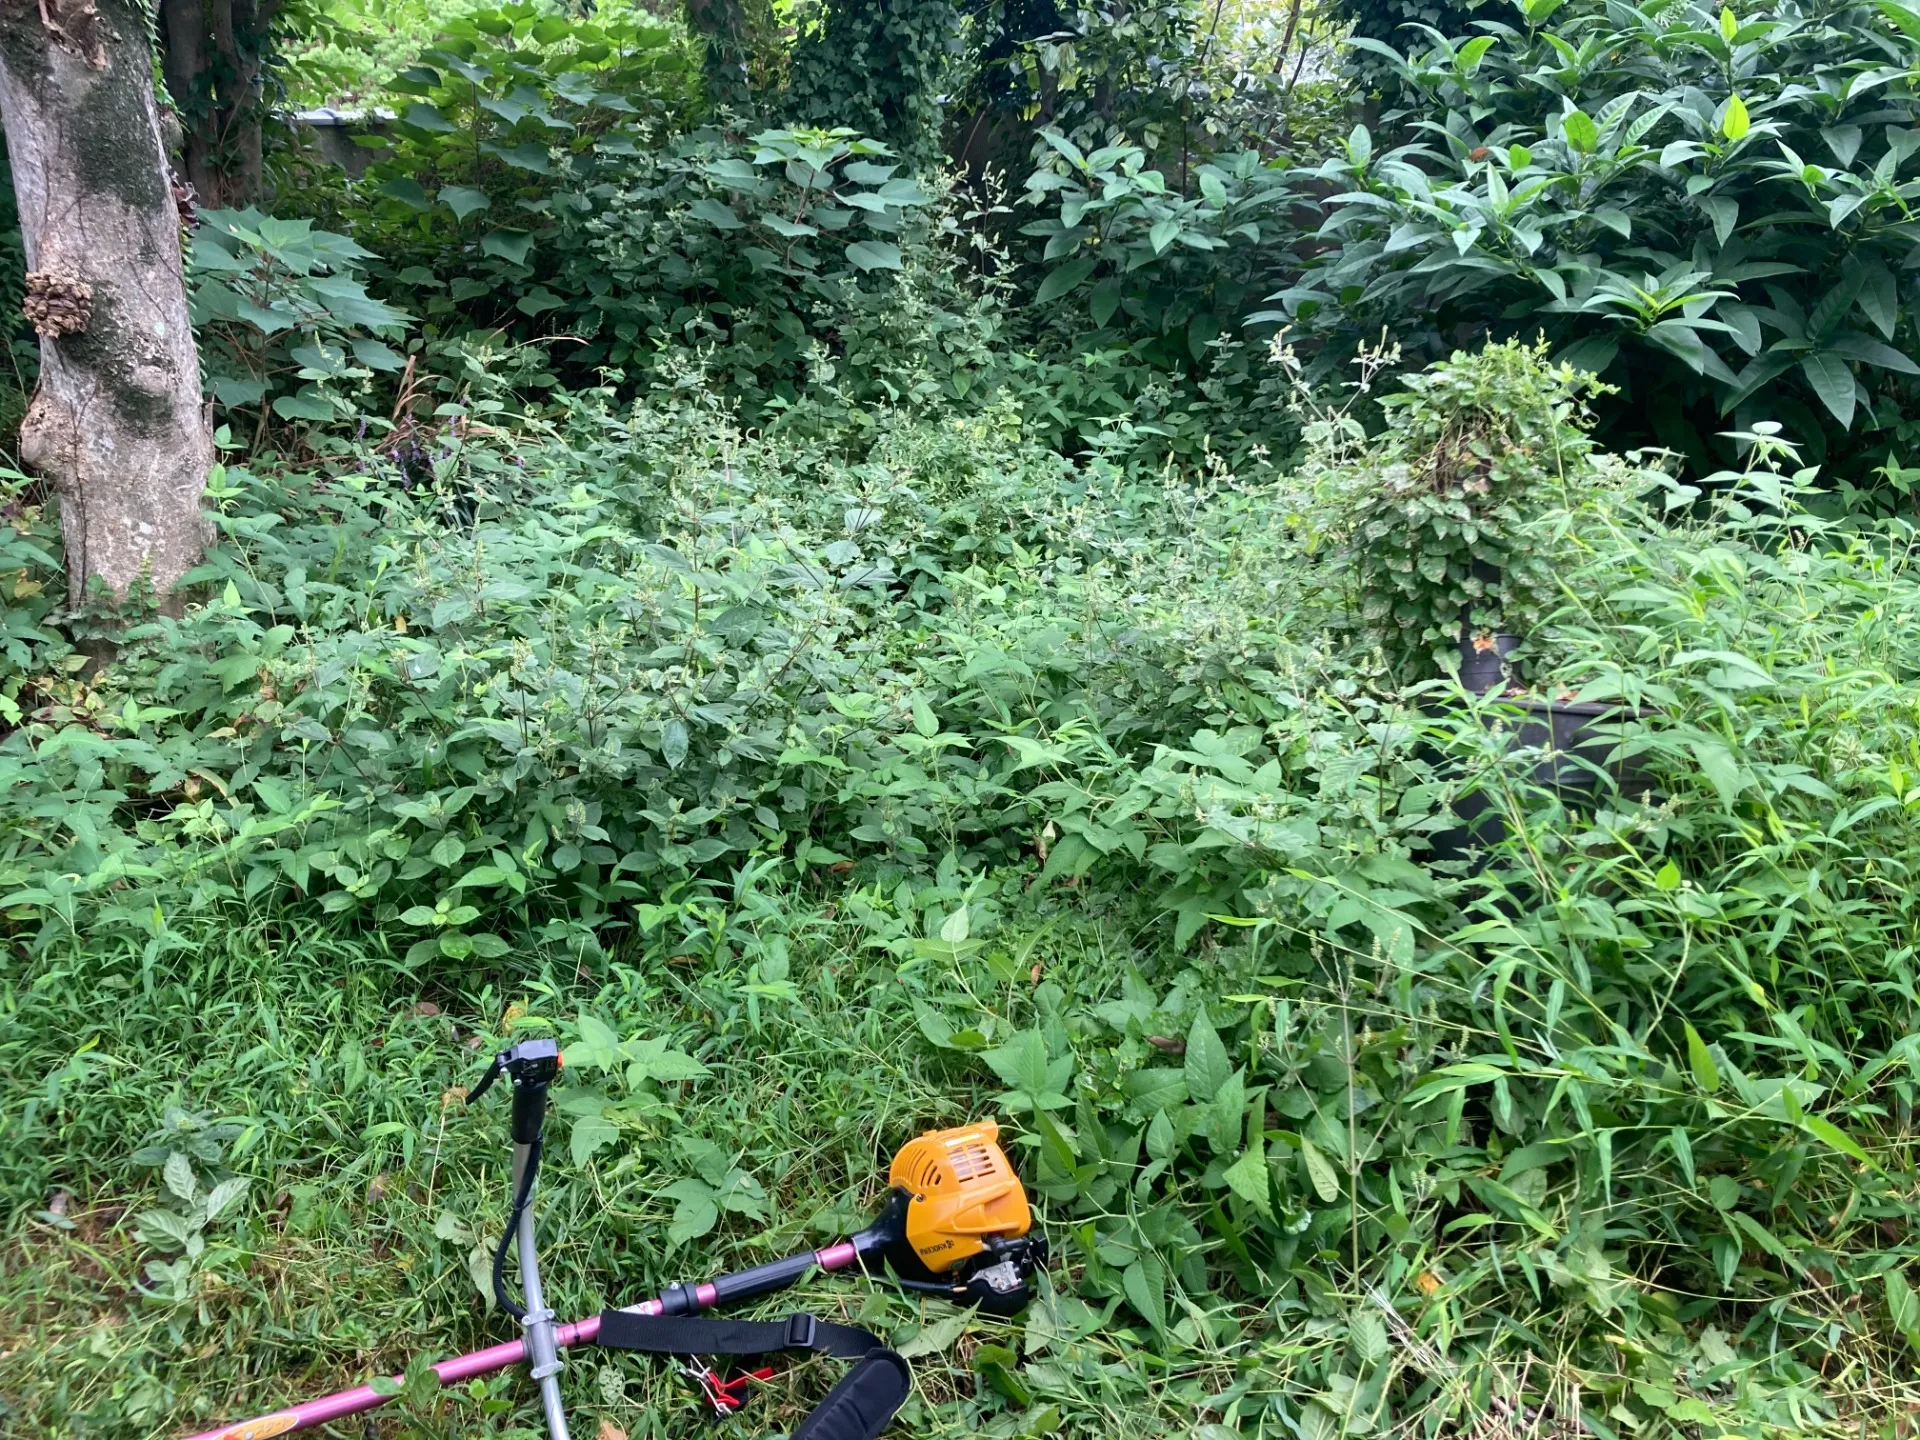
[785,0,958,167]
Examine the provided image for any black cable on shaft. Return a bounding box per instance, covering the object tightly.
[491,1135,542,1321]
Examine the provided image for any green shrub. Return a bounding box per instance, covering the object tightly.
[1279,0,1920,485]
[1020,133,1299,368]
[1328,336,1605,681]
[339,1,701,340]
[190,207,413,442]
[784,0,959,168]
[570,126,1003,424]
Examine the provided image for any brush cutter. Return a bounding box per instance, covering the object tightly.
[184,1039,1047,1440]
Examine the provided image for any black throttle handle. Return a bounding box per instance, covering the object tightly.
[466,1039,562,1142]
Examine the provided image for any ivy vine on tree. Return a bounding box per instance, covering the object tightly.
[785,0,959,167]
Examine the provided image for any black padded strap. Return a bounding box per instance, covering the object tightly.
[792,1349,911,1440]
[595,1309,881,1362]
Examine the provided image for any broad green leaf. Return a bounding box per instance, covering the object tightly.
[624,1036,709,1084]
[1800,352,1857,427]
[380,176,432,210]
[1350,1311,1390,1367]
[1563,109,1598,153]
[1222,1145,1273,1218]
[844,240,903,271]
[1720,94,1750,142]
[1300,1136,1342,1203]
[1699,195,1739,245]
[898,1310,969,1358]
[571,1113,618,1167]
[273,390,335,422]
[481,230,535,266]
[1848,255,1899,339]
[352,338,407,371]
[689,197,743,230]
[438,185,491,220]
[1036,257,1097,304]
[666,1181,718,1247]
[401,102,457,134]
[1090,277,1121,327]
[1875,0,1920,39]
[1122,1253,1167,1336]
[163,1151,198,1204]
[468,1241,495,1307]
[662,718,689,769]
[1458,34,1495,70]
[983,1029,1051,1094]
[1183,1011,1232,1102]
[252,776,292,814]
[1684,1021,1721,1092]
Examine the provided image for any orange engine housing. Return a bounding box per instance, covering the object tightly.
[888,1121,1032,1275]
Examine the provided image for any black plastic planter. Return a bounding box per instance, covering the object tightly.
[1430,629,1647,867]
[1429,696,1647,866]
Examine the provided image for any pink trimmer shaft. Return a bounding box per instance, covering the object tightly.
[180,1242,864,1439]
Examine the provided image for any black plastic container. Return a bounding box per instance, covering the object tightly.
[1429,695,1647,865]
[1459,632,1522,695]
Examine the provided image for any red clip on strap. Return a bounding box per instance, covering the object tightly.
[679,1360,777,1416]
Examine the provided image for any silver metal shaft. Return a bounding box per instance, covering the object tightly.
[512,1142,571,1440]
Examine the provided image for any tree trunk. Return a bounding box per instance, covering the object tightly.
[159,0,221,203]
[684,0,774,115]
[0,0,213,608]
[159,0,272,208]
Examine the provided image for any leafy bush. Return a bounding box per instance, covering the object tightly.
[1327,0,1485,94]
[341,1,700,338]
[1020,131,1299,367]
[1280,0,1920,482]
[1326,336,1605,680]
[310,4,1007,426]
[572,126,1001,422]
[784,0,958,167]
[190,207,413,440]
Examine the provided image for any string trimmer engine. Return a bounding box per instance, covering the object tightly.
[870,1120,1049,1316]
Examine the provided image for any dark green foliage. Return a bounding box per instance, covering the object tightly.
[1328,0,1488,93]
[569,127,1003,424]
[1281,0,1920,486]
[340,2,701,342]
[315,9,1001,427]
[190,207,413,439]
[683,0,783,113]
[1019,132,1300,367]
[1331,337,1601,679]
[785,0,960,168]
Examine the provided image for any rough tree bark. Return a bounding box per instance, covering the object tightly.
[0,0,213,607]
